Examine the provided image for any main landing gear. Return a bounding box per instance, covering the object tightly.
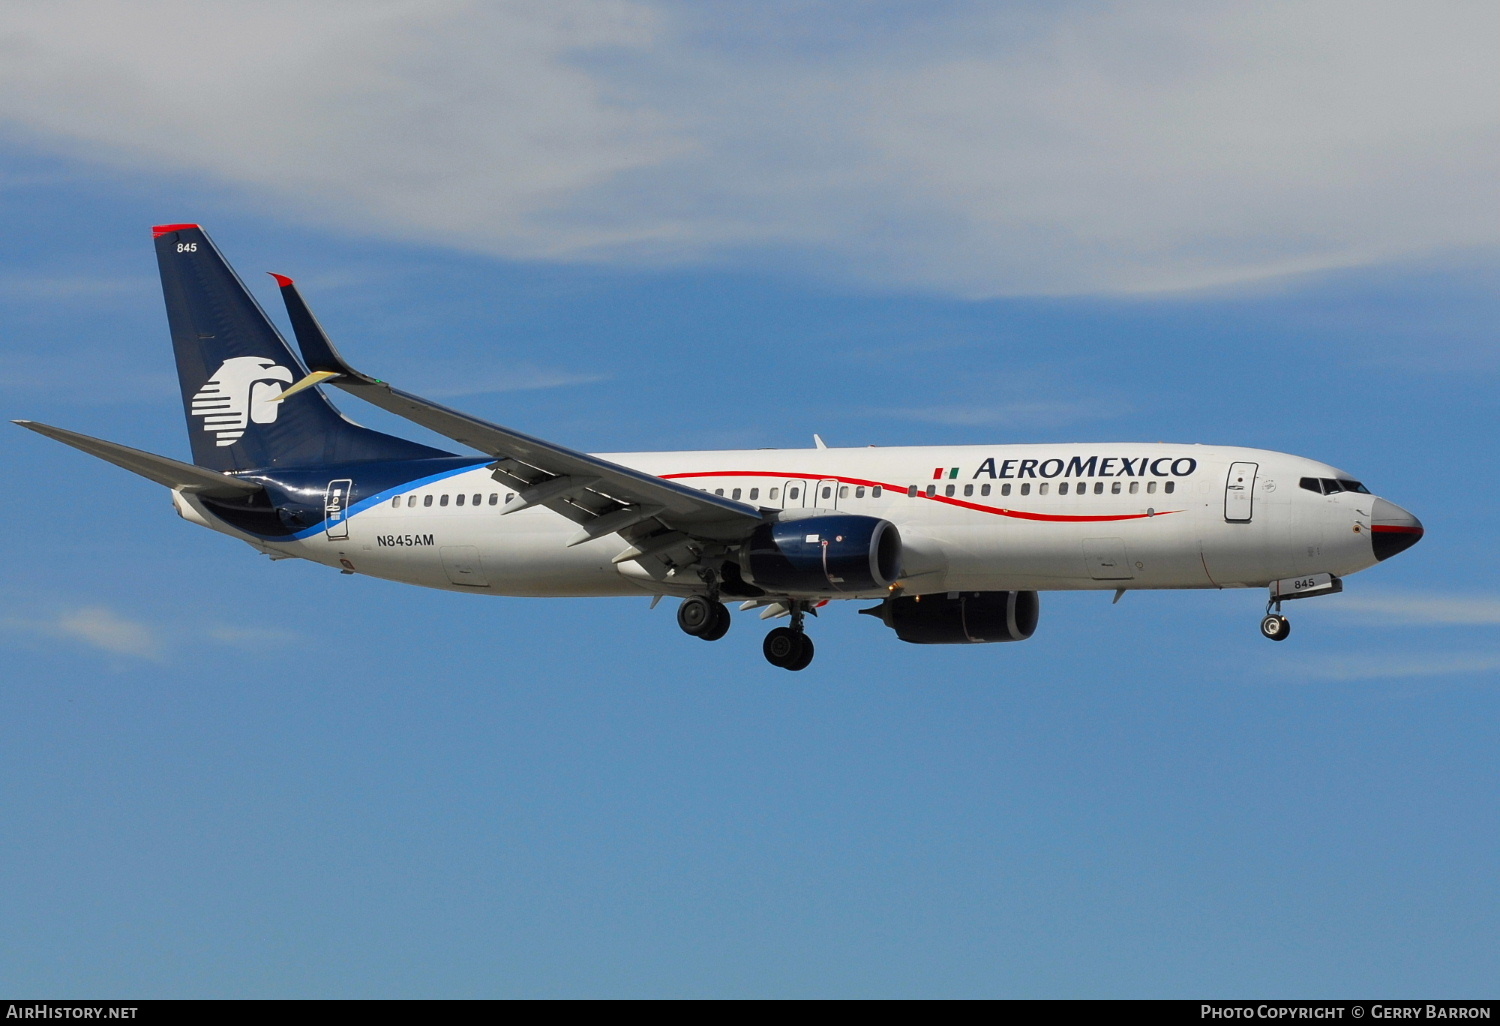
[676,590,817,670]
[763,602,814,671]
[678,595,731,641]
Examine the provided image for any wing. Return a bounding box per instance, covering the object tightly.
[268,275,764,562]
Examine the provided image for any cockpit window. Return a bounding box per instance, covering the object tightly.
[1302,476,1372,496]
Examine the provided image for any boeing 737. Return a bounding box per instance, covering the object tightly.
[15,225,1424,669]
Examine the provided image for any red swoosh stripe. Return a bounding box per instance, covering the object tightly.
[661,470,1182,524]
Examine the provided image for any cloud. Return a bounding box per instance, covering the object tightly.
[2,603,310,660]
[421,366,610,398]
[0,2,1494,296]
[206,625,303,649]
[3,606,163,660]
[1282,652,1500,683]
[1334,594,1500,626]
[882,399,1130,430]
[0,273,154,299]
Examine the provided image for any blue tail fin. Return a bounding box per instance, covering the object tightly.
[153,223,450,471]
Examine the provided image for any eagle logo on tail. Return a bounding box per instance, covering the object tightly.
[190,357,294,447]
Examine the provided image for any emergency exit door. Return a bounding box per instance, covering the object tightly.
[1224,462,1258,522]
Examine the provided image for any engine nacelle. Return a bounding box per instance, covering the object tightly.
[741,515,902,594]
[862,591,1040,644]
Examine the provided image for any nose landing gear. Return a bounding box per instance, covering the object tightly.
[1260,613,1291,641]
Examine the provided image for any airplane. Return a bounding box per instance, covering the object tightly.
[14,224,1424,670]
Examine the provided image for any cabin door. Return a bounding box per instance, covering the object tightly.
[324,479,353,540]
[1225,462,1259,523]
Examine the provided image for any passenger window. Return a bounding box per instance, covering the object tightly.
[506,493,515,502]
[980,484,990,496]
[1059,482,1069,495]
[423,495,433,507]
[822,486,832,499]
[1093,482,1104,494]
[1164,481,1175,494]
[715,488,724,496]
[855,486,865,498]
[1039,483,1049,495]
[872,486,882,497]
[750,488,759,500]
[963,484,973,497]
[407,495,417,507]
[489,493,498,505]
[1001,483,1011,496]
[1020,483,1030,496]
[925,485,936,497]
[944,484,955,496]
[789,487,799,499]
[907,485,917,497]
[455,493,465,506]
[440,494,449,506]
[1111,481,1121,494]
[391,497,401,508]
[839,486,849,498]
[1129,481,1139,494]
[473,494,481,506]
[769,488,779,499]
[732,487,742,500]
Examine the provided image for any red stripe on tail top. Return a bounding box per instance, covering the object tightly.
[151,223,200,238]
[268,273,294,287]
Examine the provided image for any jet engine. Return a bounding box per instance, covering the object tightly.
[861,590,1040,644]
[741,515,902,594]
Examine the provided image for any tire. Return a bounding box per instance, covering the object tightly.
[678,596,714,637]
[698,602,731,641]
[786,633,815,671]
[1260,614,1291,641]
[763,626,800,667]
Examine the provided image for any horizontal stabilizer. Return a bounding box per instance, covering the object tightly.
[13,420,262,498]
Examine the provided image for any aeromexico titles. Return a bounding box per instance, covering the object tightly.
[15,225,1424,670]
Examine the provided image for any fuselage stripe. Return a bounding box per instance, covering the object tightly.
[660,470,1183,524]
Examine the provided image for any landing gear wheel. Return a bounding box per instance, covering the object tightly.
[699,602,731,641]
[763,627,805,668]
[786,633,814,671]
[678,596,716,637]
[1260,614,1291,641]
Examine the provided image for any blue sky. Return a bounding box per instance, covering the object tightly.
[1,2,1497,998]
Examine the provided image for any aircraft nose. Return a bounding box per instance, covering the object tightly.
[1371,497,1424,561]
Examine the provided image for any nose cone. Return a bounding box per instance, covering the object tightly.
[1371,498,1424,561]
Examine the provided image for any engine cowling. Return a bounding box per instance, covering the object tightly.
[863,591,1039,644]
[741,515,902,594]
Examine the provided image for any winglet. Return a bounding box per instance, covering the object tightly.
[813,433,828,449]
[273,276,373,383]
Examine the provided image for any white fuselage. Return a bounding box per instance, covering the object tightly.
[175,442,1384,601]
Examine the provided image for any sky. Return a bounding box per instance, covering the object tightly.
[1,1,1497,998]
